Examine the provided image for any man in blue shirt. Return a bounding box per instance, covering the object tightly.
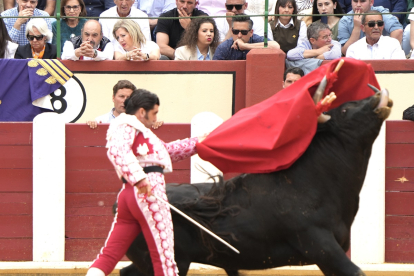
[1,0,53,45]
[213,15,280,60]
[337,0,403,56]
[287,21,341,61]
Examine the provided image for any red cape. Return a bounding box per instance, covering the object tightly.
[197,58,380,174]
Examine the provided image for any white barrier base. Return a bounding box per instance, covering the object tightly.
[1,262,414,275]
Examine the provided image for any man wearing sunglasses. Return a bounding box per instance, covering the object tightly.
[1,0,53,45]
[346,11,405,59]
[337,0,403,56]
[214,0,273,42]
[213,15,280,60]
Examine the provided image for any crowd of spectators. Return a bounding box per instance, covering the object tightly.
[0,0,413,73]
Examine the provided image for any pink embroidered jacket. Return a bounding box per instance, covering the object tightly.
[106,113,198,186]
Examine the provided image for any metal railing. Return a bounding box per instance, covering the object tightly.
[1,0,413,58]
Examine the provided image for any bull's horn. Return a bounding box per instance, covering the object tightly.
[313,77,327,104]
[314,60,345,105]
[368,84,389,110]
[367,83,381,93]
[376,88,389,110]
[317,113,331,123]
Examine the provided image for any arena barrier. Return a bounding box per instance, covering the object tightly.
[2,50,414,273]
[2,111,413,271]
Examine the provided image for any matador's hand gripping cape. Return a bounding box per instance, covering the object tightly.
[196,58,380,174]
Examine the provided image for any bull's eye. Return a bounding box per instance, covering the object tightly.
[342,109,347,114]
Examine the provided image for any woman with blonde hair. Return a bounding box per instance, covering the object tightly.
[175,17,219,60]
[15,18,56,59]
[113,19,160,61]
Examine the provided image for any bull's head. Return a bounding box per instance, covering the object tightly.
[317,85,392,124]
[318,86,393,146]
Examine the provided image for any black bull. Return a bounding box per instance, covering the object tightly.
[119,91,392,276]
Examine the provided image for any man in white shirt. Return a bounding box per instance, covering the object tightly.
[346,11,406,59]
[61,20,114,61]
[87,80,136,128]
[215,0,273,42]
[99,0,151,46]
[87,80,163,129]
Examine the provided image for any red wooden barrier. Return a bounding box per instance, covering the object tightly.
[2,120,414,262]
[385,121,414,263]
[0,122,33,261]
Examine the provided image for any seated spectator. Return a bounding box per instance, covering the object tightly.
[85,0,112,18]
[402,6,414,56]
[113,19,160,61]
[403,104,414,121]
[132,0,177,31]
[99,0,151,46]
[156,0,208,60]
[61,19,114,60]
[339,0,407,25]
[0,17,18,58]
[245,0,277,18]
[312,0,344,40]
[198,0,227,16]
[282,67,304,88]
[296,0,313,13]
[175,17,219,60]
[14,18,56,59]
[52,0,87,51]
[1,0,53,45]
[337,0,403,56]
[4,0,56,16]
[215,0,273,43]
[346,11,405,59]
[287,21,341,60]
[213,15,280,60]
[87,80,135,128]
[270,0,307,53]
[87,79,163,128]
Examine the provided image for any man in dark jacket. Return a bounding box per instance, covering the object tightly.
[61,19,114,60]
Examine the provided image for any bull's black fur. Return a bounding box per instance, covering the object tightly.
[120,93,392,276]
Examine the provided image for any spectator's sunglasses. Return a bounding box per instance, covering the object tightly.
[226,4,243,10]
[365,20,384,27]
[27,34,45,41]
[232,29,250,35]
